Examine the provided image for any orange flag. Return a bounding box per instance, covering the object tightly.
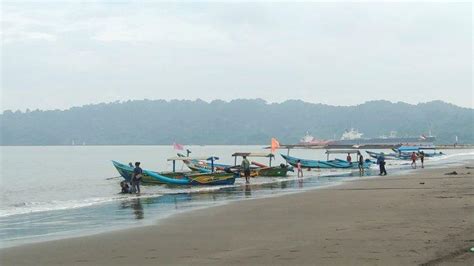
[271,138,280,153]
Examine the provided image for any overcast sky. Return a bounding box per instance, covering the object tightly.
[1,1,472,111]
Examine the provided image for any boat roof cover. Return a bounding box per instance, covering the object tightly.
[231,152,275,158]
[397,146,436,151]
[325,149,360,154]
[264,144,324,149]
[167,156,219,161]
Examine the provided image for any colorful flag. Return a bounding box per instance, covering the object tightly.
[271,138,280,153]
[173,142,184,150]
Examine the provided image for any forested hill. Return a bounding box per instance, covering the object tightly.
[1,99,473,145]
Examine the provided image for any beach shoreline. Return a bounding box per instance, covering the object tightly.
[1,162,473,265]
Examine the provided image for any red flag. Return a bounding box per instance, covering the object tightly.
[271,138,280,153]
[173,142,184,150]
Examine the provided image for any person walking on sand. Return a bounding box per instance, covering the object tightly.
[297,160,303,178]
[357,151,364,175]
[241,156,251,184]
[419,151,425,168]
[411,152,417,169]
[377,153,387,176]
[131,162,143,194]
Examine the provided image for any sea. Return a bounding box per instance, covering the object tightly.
[1,145,473,248]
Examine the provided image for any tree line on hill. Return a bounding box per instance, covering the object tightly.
[1,99,473,145]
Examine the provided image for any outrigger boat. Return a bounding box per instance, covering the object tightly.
[281,149,373,169]
[112,160,186,184]
[365,150,409,160]
[178,152,292,177]
[231,152,293,177]
[112,159,236,186]
[392,146,444,157]
[176,153,230,173]
[366,146,444,161]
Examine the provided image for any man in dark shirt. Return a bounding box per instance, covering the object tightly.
[419,151,425,168]
[357,151,364,175]
[377,153,387,176]
[132,162,143,194]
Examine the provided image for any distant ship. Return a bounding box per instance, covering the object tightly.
[340,128,363,140]
[330,129,436,146]
[299,132,332,146]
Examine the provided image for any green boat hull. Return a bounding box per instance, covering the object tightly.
[257,166,290,177]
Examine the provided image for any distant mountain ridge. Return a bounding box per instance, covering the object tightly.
[1,99,473,145]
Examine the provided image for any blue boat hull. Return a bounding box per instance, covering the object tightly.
[366,151,410,160]
[144,170,237,186]
[112,160,236,186]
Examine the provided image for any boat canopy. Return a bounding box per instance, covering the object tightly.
[265,144,323,149]
[167,156,220,173]
[325,149,360,154]
[167,156,219,161]
[231,152,275,158]
[232,152,275,167]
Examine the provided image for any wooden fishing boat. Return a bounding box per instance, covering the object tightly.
[281,149,374,169]
[366,150,409,160]
[178,152,292,177]
[112,160,236,186]
[176,154,229,173]
[112,160,186,184]
[144,170,237,186]
[232,152,293,177]
[392,146,444,157]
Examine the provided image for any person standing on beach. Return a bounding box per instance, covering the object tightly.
[377,153,387,176]
[297,160,303,178]
[241,156,251,184]
[346,153,352,164]
[132,162,143,194]
[419,151,425,168]
[411,152,417,169]
[357,151,364,175]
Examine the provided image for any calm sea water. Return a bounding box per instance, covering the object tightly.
[0,145,472,248]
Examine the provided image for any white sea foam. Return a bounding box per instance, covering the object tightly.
[0,183,244,218]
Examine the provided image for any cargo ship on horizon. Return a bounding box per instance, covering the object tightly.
[331,129,436,147]
[300,129,436,148]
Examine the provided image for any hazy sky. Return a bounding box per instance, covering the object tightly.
[1,1,472,111]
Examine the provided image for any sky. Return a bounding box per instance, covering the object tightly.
[1,1,472,111]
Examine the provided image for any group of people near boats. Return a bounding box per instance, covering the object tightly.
[410,151,425,169]
[120,162,143,194]
[293,151,368,177]
[118,149,428,191]
[375,150,426,176]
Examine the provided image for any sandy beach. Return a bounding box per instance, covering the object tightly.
[1,163,473,266]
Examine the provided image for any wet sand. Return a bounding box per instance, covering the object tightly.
[1,163,473,265]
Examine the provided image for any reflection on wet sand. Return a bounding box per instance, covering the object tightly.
[119,198,144,219]
[298,177,303,188]
[131,198,144,219]
[116,170,380,220]
[244,184,251,197]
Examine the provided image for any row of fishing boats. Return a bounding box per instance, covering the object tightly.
[365,146,444,160]
[112,152,294,187]
[112,146,443,187]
